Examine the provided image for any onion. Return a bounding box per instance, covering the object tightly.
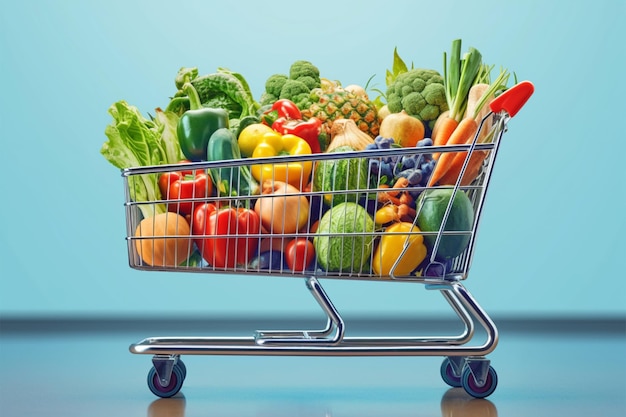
[343,84,369,100]
[254,181,310,235]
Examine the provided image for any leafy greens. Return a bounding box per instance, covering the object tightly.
[101,101,183,218]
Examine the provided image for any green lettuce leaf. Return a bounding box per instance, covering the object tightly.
[101,101,184,218]
[153,107,184,165]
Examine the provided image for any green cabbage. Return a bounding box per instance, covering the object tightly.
[314,202,374,273]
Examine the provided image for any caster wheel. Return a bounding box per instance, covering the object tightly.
[175,358,187,379]
[440,358,462,388]
[147,364,184,398]
[461,365,498,398]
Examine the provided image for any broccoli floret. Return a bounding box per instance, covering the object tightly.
[289,60,320,84]
[259,92,278,107]
[386,69,448,131]
[280,79,309,98]
[259,60,322,110]
[264,74,288,98]
[279,79,313,109]
[400,92,426,115]
[297,75,319,90]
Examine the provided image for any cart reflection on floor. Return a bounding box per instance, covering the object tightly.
[144,388,498,417]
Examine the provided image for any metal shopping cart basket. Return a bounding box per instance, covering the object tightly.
[120,81,534,399]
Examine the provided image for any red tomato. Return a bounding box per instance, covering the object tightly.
[285,238,315,272]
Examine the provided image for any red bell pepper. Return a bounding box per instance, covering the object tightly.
[272,98,302,119]
[271,117,322,154]
[260,98,322,153]
[192,203,261,268]
[262,99,302,125]
[158,163,213,215]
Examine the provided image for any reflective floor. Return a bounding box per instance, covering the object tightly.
[1,317,624,417]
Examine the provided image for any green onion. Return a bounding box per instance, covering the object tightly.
[444,39,483,122]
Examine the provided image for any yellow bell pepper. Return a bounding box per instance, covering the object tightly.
[372,222,427,277]
[250,131,312,189]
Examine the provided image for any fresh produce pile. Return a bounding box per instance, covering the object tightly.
[102,39,515,278]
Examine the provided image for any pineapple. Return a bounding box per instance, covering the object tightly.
[301,84,381,151]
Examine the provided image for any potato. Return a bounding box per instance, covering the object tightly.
[134,212,192,267]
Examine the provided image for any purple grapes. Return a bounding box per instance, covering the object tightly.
[367,136,435,189]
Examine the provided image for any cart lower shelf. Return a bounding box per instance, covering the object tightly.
[130,277,499,399]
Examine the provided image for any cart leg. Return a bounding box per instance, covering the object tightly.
[439,289,475,344]
[450,282,499,354]
[255,277,345,345]
[426,281,497,352]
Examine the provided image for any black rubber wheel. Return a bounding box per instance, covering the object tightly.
[440,358,463,388]
[461,365,498,398]
[175,358,187,379]
[147,365,184,398]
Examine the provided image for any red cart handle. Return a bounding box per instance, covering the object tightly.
[489,80,534,118]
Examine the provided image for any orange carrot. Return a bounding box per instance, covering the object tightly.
[427,117,478,187]
[397,203,417,222]
[430,110,449,142]
[377,188,403,205]
[378,192,403,206]
[377,177,409,199]
[432,116,458,160]
[436,108,499,186]
[437,149,489,186]
[398,190,414,205]
[392,176,409,190]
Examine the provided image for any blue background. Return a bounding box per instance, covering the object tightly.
[1,0,624,318]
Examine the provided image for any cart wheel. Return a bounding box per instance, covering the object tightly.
[440,358,463,388]
[175,359,187,379]
[461,365,497,398]
[147,365,184,398]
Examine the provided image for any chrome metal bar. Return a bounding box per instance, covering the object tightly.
[121,143,496,177]
[440,288,475,344]
[129,281,498,357]
[254,277,344,345]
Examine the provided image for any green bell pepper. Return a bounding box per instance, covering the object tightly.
[177,81,229,162]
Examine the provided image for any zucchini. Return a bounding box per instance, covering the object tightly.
[206,128,259,198]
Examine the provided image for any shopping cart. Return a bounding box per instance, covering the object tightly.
[121,81,534,399]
